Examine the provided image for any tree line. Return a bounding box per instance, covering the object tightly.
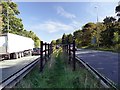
[51,3,120,51]
[0,1,40,47]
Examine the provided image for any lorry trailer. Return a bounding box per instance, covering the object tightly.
[0,33,34,60]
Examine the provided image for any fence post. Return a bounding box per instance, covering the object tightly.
[67,44,69,53]
[45,42,47,62]
[68,44,71,64]
[73,38,76,71]
[65,44,67,53]
[48,44,50,58]
[40,41,43,72]
[50,44,52,55]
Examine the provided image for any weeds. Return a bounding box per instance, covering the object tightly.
[15,48,103,88]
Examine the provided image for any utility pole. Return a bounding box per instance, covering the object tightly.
[95,6,98,22]
[95,6,99,47]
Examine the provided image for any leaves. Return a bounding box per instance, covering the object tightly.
[115,2,120,22]
[1,1,40,47]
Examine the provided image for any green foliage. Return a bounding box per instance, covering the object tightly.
[0,3,2,34]
[1,1,40,47]
[73,22,97,47]
[100,17,117,47]
[81,22,96,46]
[67,34,73,43]
[73,30,83,47]
[51,40,56,45]
[58,18,119,51]
[103,16,116,23]
[57,33,73,45]
[116,3,120,22]
[100,28,114,47]
[56,38,62,45]
[62,33,67,44]
[2,1,21,33]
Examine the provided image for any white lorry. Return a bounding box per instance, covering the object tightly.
[0,33,34,60]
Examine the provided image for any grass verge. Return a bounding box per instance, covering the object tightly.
[14,48,103,88]
[81,45,119,53]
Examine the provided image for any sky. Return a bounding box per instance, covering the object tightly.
[12,0,119,43]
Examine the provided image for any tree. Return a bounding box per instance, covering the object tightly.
[73,30,83,47]
[2,1,23,33]
[115,1,120,22]
[67,34,73,43]
[94,23,106,47]
[82,22,96,46]
[112,22,120,46]
[100,17,117,47]
[62,33,67,44]
[103,16,116,23]
[1,1,40,47]
[0,3,2,34]
[51,40,56,45]
[33,36,40,48]
[56,38,62,45]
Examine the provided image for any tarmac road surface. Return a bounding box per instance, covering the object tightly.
[76,49,119,86]
[0,56,39,83]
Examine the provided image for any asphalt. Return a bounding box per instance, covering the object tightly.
[76,49,119,86]
[0,56,39,83]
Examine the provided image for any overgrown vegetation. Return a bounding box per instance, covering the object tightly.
[15,48,103,88]
[0,1,40,47]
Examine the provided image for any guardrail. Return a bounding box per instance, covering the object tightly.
[75,56,118,90]
[62,40,118,89]
[0,57,39,90]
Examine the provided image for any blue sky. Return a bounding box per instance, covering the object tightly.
[14,1,118,43]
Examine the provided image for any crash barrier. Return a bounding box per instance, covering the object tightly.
[40,41,53,72]
[63,43,118,89]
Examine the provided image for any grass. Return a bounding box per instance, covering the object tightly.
[14,48,103,88]
[81,45,119,53]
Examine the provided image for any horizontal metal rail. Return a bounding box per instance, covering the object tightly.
[0,57,39,90]
[75,55,118,90]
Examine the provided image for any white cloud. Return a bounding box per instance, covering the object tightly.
[30,20,75,33]
[29,20,83,34]
[57,6,76,19]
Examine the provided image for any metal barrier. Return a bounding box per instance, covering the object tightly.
[40,41,53,72]
[76,56,118,90]
[62,39,117,89]
[0,57,39,90]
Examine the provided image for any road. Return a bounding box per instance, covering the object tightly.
[0,56,39,83]
[76,49,119,86]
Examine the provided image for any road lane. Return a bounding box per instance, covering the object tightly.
[76,49,119,86]
[0,56,39,83]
